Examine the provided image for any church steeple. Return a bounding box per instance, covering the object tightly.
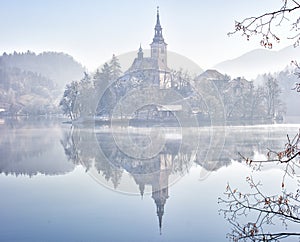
[138,44,143,59]
[150,6,167,66]
[127,7,171,88]
[153,188,167,235]
[153,6,164,43]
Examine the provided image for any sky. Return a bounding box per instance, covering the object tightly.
[0,0,294,71]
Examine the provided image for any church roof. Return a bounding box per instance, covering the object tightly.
[126,57,170,74]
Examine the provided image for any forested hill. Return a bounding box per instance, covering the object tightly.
[0,51,85,89]
[0,51,85,115]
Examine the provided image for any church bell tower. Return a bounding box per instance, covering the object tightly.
[150,7,167,67]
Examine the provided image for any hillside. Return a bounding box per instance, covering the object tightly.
[1,51,85,89]
[0,65,60,115]
[214,45,300,79]
[0,51,86,115]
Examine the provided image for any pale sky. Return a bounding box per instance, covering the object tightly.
[0,0,293,71]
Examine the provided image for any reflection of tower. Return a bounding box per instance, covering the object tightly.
[134,153,172,234]
[152,153,172,234]
[152,170,170,234]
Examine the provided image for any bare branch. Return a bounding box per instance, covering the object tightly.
[219,177,300,241]
[228,0,300,47]
[239,130,300,164]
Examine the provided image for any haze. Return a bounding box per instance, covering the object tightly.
[0,0,293,71]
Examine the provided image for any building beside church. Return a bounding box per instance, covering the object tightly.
[125,7,171,89]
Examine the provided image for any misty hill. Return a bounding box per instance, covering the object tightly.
[214,45,300,79]
[0,51,86,115]
[1,51,85,89]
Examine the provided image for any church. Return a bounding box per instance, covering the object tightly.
[125,7,171,89]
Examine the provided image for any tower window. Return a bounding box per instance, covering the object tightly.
[161,48,164,53]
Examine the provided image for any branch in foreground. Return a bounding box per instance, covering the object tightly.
[238,130,300,186]
[228,0,300,47]
[219,177,300,241]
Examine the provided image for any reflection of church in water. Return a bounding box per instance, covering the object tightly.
[132,155,172,234]
[96,130,180,234]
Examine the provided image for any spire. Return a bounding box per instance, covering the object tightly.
[137,44,143,59]
[156,6,161,27]
[153,6,164,43]
[157,202,164,235]
[152,187,168,235]
[139,182,145,198]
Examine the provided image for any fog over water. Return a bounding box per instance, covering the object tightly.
[0,119,299,241]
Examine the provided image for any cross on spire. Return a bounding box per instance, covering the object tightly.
[156,6,160,25]
[153,6,164,43]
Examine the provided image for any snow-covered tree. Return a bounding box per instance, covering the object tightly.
[59,81,79,120]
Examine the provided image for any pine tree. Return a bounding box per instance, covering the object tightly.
[109,54,122,80]
[93,63,111,90]
[101,62,112,81]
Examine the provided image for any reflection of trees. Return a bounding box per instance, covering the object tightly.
[60,126,124,185]
[60,126,79,164]
[61,126,195,183]
[60,126,293,182]
[0,120,52,163]
[60,126,195,233]
[60,125,296,235]
[0,118,74,176]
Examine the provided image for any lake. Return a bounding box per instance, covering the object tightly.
[0,118,299,241]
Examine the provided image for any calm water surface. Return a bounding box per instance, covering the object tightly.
[0,119,299,241]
